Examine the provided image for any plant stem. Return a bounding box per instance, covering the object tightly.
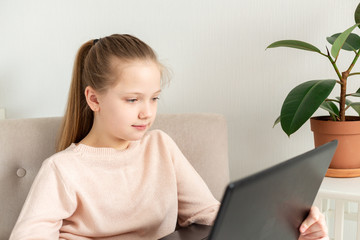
[339,50,360,121]
[326,47,343,81]
[348,72,360,76]
[326,49,345,120]
[345,104,352,111]
[339,71,348,121]
[348,50,360,73]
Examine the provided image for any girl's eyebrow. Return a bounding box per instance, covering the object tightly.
[130,89,161,94]
[121,89,162,95]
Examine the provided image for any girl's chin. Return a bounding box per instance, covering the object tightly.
[123,132,148,142]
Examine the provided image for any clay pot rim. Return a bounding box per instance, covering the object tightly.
[311,116,360,121]
[310,116,360,134]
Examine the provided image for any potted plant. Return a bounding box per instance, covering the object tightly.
[267,3,360,177]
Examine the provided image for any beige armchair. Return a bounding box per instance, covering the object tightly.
[0,113,229,239]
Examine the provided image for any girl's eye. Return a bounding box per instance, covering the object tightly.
[153,97,160,101]
[126,99,137,103]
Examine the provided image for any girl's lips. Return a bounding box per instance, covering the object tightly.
[132,124,147,131]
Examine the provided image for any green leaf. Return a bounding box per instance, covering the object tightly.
[327,33,360,51]
[349,102,360,115]
[273,116,281,128]
[331,24,360,59]
[266,40,322,54]
[280,80,336,136]
[355,2,360,28]
[336,97,360,115]
[320,101,339,117]
[345,99,360,115]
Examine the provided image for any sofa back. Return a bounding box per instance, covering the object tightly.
[0,113,229,239]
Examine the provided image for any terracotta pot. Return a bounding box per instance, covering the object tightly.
[310,116,360,171]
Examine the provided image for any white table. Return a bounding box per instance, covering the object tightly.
[315,177,360,240]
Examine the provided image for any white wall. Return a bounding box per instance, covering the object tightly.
[1,0,360,180]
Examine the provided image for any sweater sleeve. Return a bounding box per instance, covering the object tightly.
[163,133,220,227]
[10,158,76,240]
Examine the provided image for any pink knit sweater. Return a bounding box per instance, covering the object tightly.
[10,130,220,240]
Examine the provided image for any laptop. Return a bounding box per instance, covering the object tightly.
[160,140,338,240]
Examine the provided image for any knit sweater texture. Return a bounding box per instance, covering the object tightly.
[10,130,220,240]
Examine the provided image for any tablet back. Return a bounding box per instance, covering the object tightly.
[208,140,338,240]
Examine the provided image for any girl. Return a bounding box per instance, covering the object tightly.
[10,34,328,240]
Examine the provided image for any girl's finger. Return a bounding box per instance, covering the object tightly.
[300,206,321,233]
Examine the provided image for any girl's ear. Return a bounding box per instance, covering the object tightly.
[84,86,100,112]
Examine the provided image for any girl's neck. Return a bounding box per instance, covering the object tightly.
[79,129,130,151]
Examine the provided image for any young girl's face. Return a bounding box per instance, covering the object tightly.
[93,59,161,149]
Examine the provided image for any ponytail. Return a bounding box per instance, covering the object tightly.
[56,40,94,152]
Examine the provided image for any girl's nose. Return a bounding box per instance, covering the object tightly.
[139,103,153,119]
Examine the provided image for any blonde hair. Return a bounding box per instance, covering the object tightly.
[57,34,165,152]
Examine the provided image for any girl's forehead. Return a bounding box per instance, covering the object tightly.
[110,59,161,91]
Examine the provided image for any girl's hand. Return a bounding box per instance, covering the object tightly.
[298,206,329,240]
